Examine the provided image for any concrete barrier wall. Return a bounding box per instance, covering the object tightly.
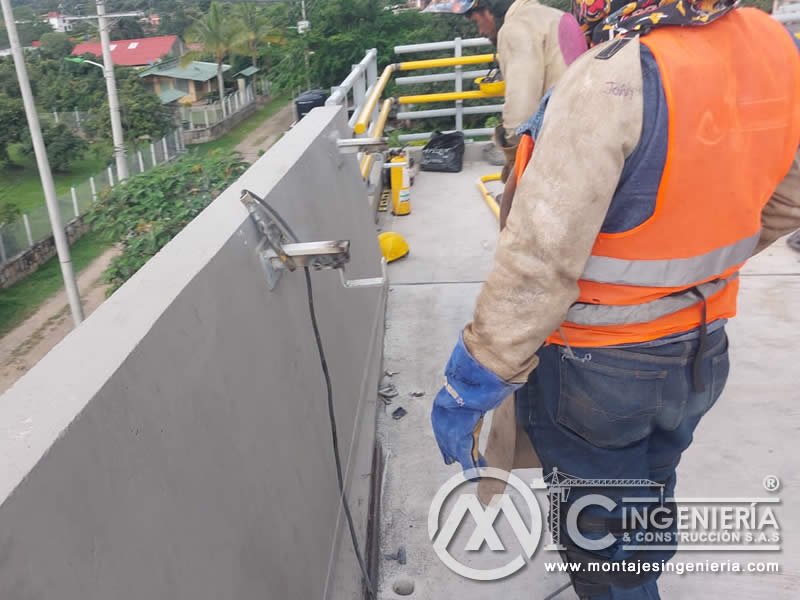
[0,106,385,600]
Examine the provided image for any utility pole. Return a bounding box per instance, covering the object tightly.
[96,0,129,181]
[0,0,84,326]
[300,0,311,91]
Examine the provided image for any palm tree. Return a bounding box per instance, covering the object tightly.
[183,2,245,117]
[233,3,284,69]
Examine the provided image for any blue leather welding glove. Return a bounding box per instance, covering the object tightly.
[431,334,522,474]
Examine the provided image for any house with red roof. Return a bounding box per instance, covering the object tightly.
[70,35,183,67]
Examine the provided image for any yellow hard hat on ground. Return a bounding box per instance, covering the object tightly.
[378,231,409,262]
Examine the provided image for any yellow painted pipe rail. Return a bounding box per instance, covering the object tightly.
[477,173,502,220]
[396,53,494,71]
[359,98,394,180]
[354,65,396,135]
[397,89,503,104]
[353,54,495,135]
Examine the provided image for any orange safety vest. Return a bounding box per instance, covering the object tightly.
[517,9,800,347]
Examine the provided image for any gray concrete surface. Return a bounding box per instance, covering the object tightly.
[0,106,385,600]
[376,161,800,599]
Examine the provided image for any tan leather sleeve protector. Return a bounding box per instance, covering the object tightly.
[497,19,545,147]
[754,148,800,254]
[463,40,645,382]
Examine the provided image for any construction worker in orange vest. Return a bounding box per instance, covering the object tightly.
[429,0,800,597]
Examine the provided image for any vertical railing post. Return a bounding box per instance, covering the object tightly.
[151,142,157,165]
[162,136,169,159]
[137,149,145,172]
[23,213,33,246]
[0,232,7,264]
[367,49,379,125]
[53,110,59,123]
[89,176,97,203]
[70,186,80,218]
[174,130,182,153]
[204,109,210,128]
[108,166,115,187]
[353,66,367,136]
[454,37,463,133]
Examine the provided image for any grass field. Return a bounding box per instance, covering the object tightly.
[188,93,290,156]
[0,144,111,215]
[1,94,290,215]
[0,231,111,336]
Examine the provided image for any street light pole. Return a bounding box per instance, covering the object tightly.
[96,0,128,181]
[0,0,84,326]
[300,0,311,91]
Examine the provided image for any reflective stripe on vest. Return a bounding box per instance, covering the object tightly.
[581,231,759,287]
[544,9,800,347]
[566,273,738,326]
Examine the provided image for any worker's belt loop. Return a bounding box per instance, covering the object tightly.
[559,327,592,363]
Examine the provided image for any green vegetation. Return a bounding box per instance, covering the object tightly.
[189,92,291,155]
[184,2,249,111]
[234,2,285,69]
[0,5,52,50]
[20,122,88,172]
[0,231,110,336]
[0,95,25,168]
[87,152,248,292]
[0,145,108,214]
[80,69,173,142]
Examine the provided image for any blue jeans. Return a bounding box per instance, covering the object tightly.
[518,328,730,599]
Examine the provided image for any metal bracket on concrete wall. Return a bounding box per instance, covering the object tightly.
[240,189,386,291]
[336,137,388,154]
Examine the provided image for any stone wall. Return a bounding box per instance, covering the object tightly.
[0,217,90,289]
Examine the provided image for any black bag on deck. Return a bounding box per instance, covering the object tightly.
[420,131,465,173]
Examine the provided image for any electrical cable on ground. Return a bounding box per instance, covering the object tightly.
[304,267,376,599]
[244,191,375,598]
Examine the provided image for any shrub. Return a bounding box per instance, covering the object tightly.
[87,151,248,292]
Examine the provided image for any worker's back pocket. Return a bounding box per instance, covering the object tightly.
[556,351,667,449]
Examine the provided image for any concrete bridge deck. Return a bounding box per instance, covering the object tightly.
[375,155,800,599]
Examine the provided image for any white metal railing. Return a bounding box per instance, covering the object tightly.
[326,48,380,133]
[179,83,257,131]
[328,38,501,144]
[775,2,800,23]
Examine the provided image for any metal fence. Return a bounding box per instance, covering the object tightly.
[40,109,91,134]
[0,131,185,264]
[178,82,259,131]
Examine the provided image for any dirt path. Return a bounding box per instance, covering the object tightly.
[234,103,295,162]
[0,246,121,394]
